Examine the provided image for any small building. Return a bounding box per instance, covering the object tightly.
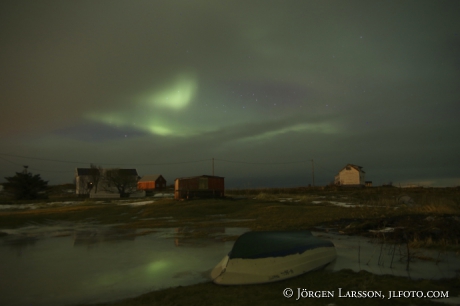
[137,175,167,191]
[365,181,373,187]
[174,175,224,200]
[334,164,365,187]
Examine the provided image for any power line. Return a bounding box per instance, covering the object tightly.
[0,153,86,165]
[312,159,337,175]
[0,156,75,173]
[0,156,24,167]
[130,159,210,166]
[1,153,313,166]
[0,153,209,166]
[0,152,338,174]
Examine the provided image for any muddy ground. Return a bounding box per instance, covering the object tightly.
[315,214,460,249]
[1,187,459,305]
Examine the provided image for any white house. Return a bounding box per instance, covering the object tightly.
[334,164,365,186]
[75,168,140,198]
[75,168,99,196]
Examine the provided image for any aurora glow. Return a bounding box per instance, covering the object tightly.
[238,122,338,143]
[85,76,199,137]
[145,75,197,110]
[0,0,459,187]
[147,260,170,273]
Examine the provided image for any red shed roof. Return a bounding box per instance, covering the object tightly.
[138,175,165,182]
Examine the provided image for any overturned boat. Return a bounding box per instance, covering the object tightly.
[211,231,336,285]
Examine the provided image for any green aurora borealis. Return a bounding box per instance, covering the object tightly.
[1,1,459,187]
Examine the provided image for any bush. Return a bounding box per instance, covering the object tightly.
[3,172,49,200]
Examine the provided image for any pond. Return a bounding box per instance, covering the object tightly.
[0,222,248,306]
[317,232,460,280]
[0,223,458,306]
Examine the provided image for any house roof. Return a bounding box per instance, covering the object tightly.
[76,168,100,176]
[138,175,165,182]
[339,164,365,173]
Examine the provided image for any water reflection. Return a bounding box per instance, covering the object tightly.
[319,232,460,280]
[0,225,458,306]
[174,227,225,247]
[2,234,39,257]
[73,228,137,247]
[0,224,249,306]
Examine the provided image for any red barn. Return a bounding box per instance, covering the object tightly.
[137,175,167,191]
[174,175,224,200]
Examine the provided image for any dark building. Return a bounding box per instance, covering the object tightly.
[174,175,224,200]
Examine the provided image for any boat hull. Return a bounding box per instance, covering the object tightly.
[211,231,336,285]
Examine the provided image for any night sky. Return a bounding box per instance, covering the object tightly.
[1,1,459,188]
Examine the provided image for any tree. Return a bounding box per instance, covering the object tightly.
[77,175,93,196]
[3,172,49,200]
[89,164,103,194]
[103,169,138,197]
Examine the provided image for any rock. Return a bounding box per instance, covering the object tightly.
[397,195,415,205]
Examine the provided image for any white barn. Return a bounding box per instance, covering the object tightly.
[334,164,365,186]
[75,168,141,198]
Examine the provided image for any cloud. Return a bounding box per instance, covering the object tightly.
[1,1,459,187]
[53,121,149,142]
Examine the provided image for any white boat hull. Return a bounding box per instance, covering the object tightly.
[212,243,336,285]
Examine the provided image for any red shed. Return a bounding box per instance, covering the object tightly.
[137,175,167,191]
[174,175,224,200]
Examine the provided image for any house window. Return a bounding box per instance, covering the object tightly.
[346,166,351,170]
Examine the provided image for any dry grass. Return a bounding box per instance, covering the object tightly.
[1,188,459,235]
[252,192,316,203]
[74,269,459,306]
[2,187,460,306]
[410,199,459,214]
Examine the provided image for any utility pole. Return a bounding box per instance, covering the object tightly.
[311,159,315,187]
[212,158,214,176]
[23,165,28,174]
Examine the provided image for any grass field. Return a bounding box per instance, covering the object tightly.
[0,186,459,305]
